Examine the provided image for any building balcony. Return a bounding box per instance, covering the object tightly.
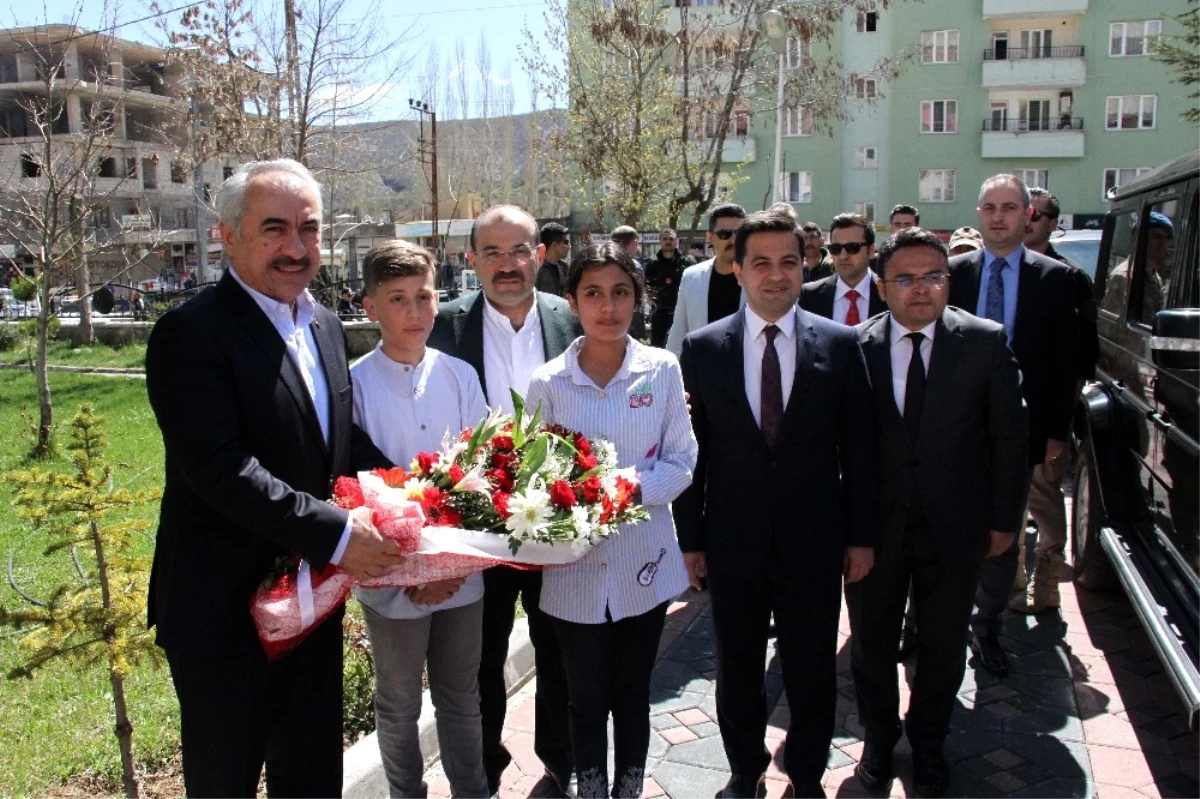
[981,117,1085,158]
[982,46,1086,88]
[982,0,1087,18]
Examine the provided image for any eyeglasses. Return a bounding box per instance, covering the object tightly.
[1029,209,1055,222]
[477,245,536,268]
[711,229,737,240]
[827,242,868,255]
[881,272,950,290]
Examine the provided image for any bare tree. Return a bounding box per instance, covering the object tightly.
[0,18,173,455]
[521,0,912,231]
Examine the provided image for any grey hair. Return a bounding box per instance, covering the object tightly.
[215,158,324,230]
[978,173,1031,209]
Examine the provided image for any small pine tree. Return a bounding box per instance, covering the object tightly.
[0,404,163,798]
[1153,1,1200,125]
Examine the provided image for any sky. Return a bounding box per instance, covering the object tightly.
[9,0,556,119]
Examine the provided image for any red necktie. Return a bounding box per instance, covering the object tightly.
[844,289,861,326]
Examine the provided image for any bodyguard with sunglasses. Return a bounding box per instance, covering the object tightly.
[665,203,747,356]
[848,228,1028,798]
[800,213,887,325]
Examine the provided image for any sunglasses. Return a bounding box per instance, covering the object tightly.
[827,242,868,255]
[711,229,738,240]
[1030,209,1054,222]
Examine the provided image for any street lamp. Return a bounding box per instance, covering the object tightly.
[760,9,787,205]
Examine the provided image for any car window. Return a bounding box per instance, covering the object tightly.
[1134,199,1182,326]
[1166,195,1198,312]
[1100,212,1137,317]
[1051,237,1100,279]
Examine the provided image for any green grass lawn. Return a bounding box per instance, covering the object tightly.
[0,370,177,795]
[0,337,147,370]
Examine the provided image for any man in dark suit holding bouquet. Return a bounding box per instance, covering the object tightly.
[675,210,877,798]
[145,159,400,796]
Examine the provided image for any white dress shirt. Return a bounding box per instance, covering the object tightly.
[229,267,354,564]
[833,272,874,326]
[743,306,797,429]
[482,296,545,413]
[350,346,488,619]
[889,315,937,416]
[527,337,697,624]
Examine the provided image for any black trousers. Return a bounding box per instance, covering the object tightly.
[553,602,670,799]
[479,566,573,786]
[165,611,344,798]
[846,513,984,750]
[650,313,674,348]
[709,556,842,787]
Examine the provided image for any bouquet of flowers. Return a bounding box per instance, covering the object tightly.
[251,391,647,658]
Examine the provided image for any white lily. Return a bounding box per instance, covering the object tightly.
[452,466,491,494]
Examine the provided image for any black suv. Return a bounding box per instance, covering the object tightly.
[1074,152,1199,726]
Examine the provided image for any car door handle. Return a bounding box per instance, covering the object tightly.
[1148,411,1174,432]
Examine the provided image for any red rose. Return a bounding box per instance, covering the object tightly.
[372,467,410,488]
[576,452,598,472]
[491,435,514,451]
[448,464,466,485]
[578,476,602,504]
[491,451,513,470]
[574,433,592,456]
[493,491,512,518]
[488,468,514,492]
[333,476,365,509]
[416,451,439,476]
[549,479,576,509]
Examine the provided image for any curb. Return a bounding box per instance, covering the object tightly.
[343,616,537,798]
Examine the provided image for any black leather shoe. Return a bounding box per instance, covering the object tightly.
[530,770,572,799]
[969,632,1010,677]
[897,625,918,662]
[715,774,767,798]
[912,749,949,798]
[855,738,896,792]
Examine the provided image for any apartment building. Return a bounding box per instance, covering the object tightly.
[734,0,1196,232]
[0,25,230,289]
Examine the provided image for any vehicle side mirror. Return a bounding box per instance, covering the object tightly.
[1151,309,1200,370]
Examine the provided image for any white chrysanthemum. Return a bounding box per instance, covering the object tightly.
[596,439,618,469]
[570,505,592,539]
[505,486,553,539]
[402,477,433,501]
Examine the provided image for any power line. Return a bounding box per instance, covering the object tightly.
[7,1,206,47]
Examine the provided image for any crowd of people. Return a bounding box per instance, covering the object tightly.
[143,157,1097,799]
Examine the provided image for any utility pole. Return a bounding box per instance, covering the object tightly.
[409,98,439,256]
[284,0,302,161]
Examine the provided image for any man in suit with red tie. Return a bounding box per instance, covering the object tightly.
[675,210,877,798]
[948,174,1081,678]
[850,228,1028,798]
[799,213,887,325]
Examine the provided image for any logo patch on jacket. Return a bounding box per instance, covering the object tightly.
[628,380,654,409]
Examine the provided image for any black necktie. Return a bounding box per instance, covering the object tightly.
[904,332,926,444]
[761,324,783,447]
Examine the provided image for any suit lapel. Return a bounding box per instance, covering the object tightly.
[862,314,899,422]
[818,279,835,320]
[916,312,962,453]
[455,293,487,386]
[307,307,342,460]
[1012,257,1039,359]
[722,310,760,438]
[537,293,575,360]
[950,252,984,311]
[219,275,329,456]
[783,307,816,419]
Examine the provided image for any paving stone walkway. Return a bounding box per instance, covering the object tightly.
[419,566,1198,799]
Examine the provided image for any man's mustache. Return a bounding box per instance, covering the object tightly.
[492,270,525,283]
[271,255,313,269]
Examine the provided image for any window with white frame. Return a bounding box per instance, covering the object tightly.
[784,106,811,136]
[1014,169,1049,190]
[856,10,878,33]
[855,146,878,169]
[919,168,956,203]
[920,100,957,133]
[1106,94,1157,130]
[853,78,878,100]
[779,171,812,203]
[785,36,807,69]
[854,202,877,222]
[1103,167,1153,198]
[1109,20,1162,56]
[921,30,959,64]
